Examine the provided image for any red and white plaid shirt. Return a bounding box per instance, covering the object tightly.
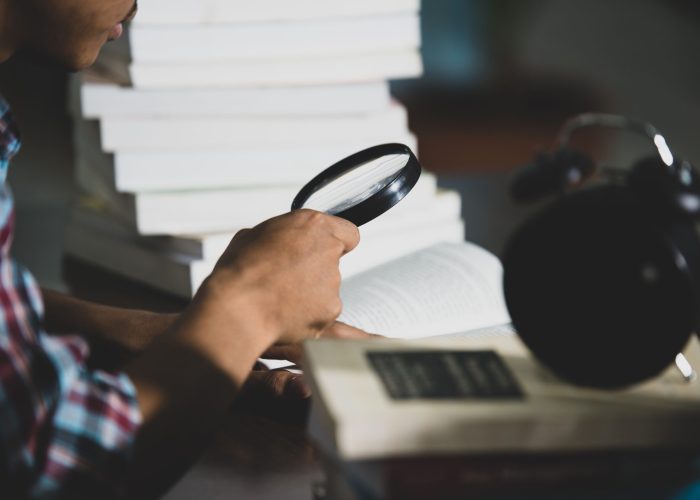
[0,96,141,498]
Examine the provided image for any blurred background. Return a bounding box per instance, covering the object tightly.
[0,0,698,291]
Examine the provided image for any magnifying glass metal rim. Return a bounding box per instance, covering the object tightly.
[291,143,421,227]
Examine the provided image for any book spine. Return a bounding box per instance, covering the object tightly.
[80,81,391,119]
[100,105,409,151]
[129,50,423,89]
[132,0,420,26]
[64,224,200,297]
[111,134,416,192]
[129,14,420,64]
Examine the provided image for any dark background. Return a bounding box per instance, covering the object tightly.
[1,0,699,289]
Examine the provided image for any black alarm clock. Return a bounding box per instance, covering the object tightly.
[503,113,700,388]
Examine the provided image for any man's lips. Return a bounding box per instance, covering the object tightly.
[122,1,139,23]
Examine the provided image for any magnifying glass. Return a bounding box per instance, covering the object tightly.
[291,143,422,226]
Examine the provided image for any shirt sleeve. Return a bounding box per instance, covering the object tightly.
[0,262,142,499]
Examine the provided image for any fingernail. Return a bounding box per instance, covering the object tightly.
[285,376,311,399]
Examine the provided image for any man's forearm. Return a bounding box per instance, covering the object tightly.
[123,280,275,498]
[42,288,120,336]
[41,288,178,351]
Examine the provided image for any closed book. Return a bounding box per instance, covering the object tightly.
[307,331,700,459]
[95,36,423,90]
[76,72,392,118]
[124,49,423,90]
[132,0,419,26]
[111,140,419,192]
[72,118,417,192]
[97,104,409,152]
[128,14,420,64]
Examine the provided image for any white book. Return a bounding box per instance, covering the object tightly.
[75,146,439,234]
[77,72,391,118]
[127,49,423,89]
[73,118,418,192]
[132,0,419,26]
[98,104,409,152]
[64,211,464,297]
[64,221,211,297]
[128,14,420,64]
[305,333,700,461]
[114,138,418,192]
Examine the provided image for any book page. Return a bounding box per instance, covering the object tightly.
[339,242,510,338]
[434,323,515,340]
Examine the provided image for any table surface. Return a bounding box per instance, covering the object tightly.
[161,415,322,500]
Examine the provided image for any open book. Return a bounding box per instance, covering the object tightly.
[263,241,508,370]
[338,241,511,339]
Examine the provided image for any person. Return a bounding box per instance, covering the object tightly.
[0,1,369,497]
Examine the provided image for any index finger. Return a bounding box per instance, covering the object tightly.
[327,214,360,255]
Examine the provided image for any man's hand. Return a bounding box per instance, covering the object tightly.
[124,210,361,496]
[207,209,360,346]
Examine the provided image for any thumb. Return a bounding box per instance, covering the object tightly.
[320,321,382,340]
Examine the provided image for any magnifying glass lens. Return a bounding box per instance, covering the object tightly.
[301,153,409,214]
[291,143,421,227]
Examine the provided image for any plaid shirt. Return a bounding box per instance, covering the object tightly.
[0,96,141,498]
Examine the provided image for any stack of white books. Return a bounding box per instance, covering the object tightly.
[65,0,466,298]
